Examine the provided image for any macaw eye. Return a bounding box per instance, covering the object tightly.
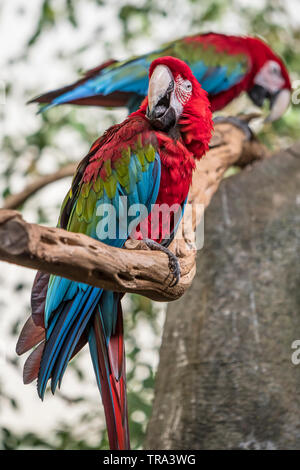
[183,80,192,92]
[270,62,281,76]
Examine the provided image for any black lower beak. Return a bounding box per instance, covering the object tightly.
[248,84,271,107]
[269,90,281,108]
[147,106,177,131]
[147,92,170,121]
[146,88,176,131]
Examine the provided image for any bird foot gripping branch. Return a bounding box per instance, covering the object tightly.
[144,239,181,287]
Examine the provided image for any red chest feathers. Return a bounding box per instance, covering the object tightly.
[156,133,195,206]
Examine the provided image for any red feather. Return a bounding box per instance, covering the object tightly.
[31,271,49,328]
[23,341,45,385]
[93,306,130,450]
[16,316,45,356]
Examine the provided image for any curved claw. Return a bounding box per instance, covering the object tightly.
[167,253,181,287]
[143,239,181,287]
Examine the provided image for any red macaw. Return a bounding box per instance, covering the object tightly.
[30,32,291,122]
[17,57,213,450]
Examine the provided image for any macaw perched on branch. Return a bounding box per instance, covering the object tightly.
[30,32,291,122]
[17,57,213,450]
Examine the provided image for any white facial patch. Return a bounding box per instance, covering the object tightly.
[174,75,193,106]
[254,60,285,94]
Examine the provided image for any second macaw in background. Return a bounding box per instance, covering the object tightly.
[17,57,213,450]
[30,32,291,122]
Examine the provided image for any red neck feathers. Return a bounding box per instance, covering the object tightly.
[177,83,213,160]
[244,37,291,90]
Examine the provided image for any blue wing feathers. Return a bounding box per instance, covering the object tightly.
[48,57,151,109]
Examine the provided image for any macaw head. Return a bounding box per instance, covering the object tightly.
[247,38,291,122]
[145,56,213,158]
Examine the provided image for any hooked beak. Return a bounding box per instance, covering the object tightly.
[265,89,291,122]
[248,85,291,122]
[146,65,176,130]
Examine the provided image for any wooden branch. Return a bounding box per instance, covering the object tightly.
[2,163,78,210]
[0,210,186,301]
[0,122,269,302]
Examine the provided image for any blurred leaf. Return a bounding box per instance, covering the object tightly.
[66,0,78,27]
[27,0,55,47]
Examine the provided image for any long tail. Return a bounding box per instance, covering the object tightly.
[16,271,130,450]
[89,300,130,450]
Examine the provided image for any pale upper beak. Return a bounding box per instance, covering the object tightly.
[249,85,291,122]
[265,89,291,122]
[147,64,174,118]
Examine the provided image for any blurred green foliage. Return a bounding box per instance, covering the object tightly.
[0,0,299,450]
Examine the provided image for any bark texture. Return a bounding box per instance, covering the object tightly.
[145,141,300,450]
